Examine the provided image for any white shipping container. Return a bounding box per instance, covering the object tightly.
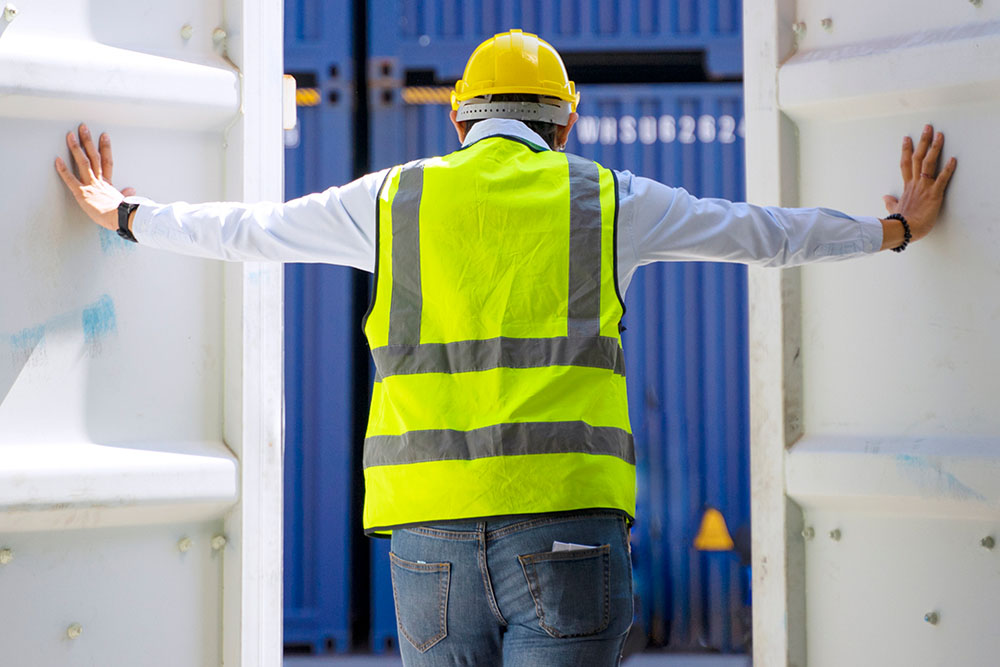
[0,1,283,666]
[745,2,1000,666]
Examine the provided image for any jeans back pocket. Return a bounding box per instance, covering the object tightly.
[518,544,611,638]
[389,552,450,652]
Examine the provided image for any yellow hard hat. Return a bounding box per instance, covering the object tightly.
[451,29,579,125]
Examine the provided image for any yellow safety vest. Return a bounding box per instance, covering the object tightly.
[362,135,635,534]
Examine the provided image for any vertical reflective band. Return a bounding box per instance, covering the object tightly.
[388,165,424,346]
[566,155,602,338]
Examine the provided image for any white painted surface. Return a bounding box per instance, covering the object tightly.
[746,1,1000,666]
[0,0,283,665]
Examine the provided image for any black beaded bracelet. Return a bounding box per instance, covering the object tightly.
[886,213,911,253]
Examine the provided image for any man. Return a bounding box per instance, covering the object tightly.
[56,28,955,667]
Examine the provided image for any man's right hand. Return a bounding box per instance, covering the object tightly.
[55,123,135,232]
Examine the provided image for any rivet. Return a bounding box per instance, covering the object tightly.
[981,535,995,550]
[67,623,83,639]
[829,529,842,541]
[821,18,833,32]
[418,34,431,47]
[212,27,227,45]
[801,527,815,540]
[211,534,227,551]
[0,548,12,565]
[178,537,193,553]
[792,21,807,38]
[180,24,193,40]
[924,611,939,625]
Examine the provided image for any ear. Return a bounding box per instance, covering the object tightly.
[555,113,579,150]
[450,109,467,142]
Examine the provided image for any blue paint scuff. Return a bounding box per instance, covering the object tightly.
[82,295,117,344]
[9,325,45,351]
[98,227,135,254]
[895,453,985,501]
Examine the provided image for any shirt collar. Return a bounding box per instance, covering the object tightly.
[461,118,550,151]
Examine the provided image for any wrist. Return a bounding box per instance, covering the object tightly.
[117,200,139,242]
[880,213,912,252]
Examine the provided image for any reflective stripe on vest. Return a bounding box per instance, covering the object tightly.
[362,136,634,533]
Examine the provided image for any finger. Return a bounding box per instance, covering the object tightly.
[54,157,82,191]
[900,136,913,181]
[921,131,943,180]
[66,131,94,184]
[934,157,957,195]
[99,133,115,183]
[121,187,136,197]
[912,124,932,177]
[78,124,102,179]
[882,194,899,213]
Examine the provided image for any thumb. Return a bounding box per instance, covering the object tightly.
[121,187,137,197]
[882,195,899,214]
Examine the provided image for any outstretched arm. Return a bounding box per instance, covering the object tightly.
[54,124,380,269]
[621,125,957,274]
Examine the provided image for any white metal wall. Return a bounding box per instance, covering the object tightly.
[745,2,1000,666]
[0,1,283,665]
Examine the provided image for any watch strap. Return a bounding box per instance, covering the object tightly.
[117,200,139,243]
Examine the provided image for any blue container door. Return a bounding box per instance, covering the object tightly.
[283,0,359,653]
[564,84,750,651]
[368,0,742,79]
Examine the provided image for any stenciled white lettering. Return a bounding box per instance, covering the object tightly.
[575,114,746,146]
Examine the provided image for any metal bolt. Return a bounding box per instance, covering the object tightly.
[211,534,227,551]
[3,3,17,22]
[178,537,193,553]
[180,24,193,40]
[801,527,815,540]
[66,623,83,639]
[829,529,842,541]
[792,21,807,38]
[212,27,227,46]
[982,535,995,550]
[418,34,431,47]
[821,18,833,32]
[0,548,12,565]
[924,611,939,625]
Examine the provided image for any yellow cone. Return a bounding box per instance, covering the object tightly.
[693,508,735,551]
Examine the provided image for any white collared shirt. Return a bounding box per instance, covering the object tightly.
[132,118,883,294]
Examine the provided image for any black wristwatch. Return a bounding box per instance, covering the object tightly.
[117,200,139,243]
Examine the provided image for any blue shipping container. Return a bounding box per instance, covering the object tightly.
[282,0,359,653]
[367,82,750,652]
[369,0,742,79]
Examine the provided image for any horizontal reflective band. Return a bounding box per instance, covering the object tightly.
[371,335,625,379]
[363,421,635,468]
[363,452,636,533]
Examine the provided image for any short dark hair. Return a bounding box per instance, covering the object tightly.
[462,94,560,150]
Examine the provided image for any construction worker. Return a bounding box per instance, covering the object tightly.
[56,29,955,667]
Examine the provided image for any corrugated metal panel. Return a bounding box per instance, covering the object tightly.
[369,0,743,78]
[368,83,751,652]
[282,0,358,652]
[571,85,750,652]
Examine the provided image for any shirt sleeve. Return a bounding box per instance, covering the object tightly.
[130,168,388,272]
[616,170,884,280]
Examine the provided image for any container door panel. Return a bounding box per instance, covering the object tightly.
[0,1,283,665]
[746,2,1000,665]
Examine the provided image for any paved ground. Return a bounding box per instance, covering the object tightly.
[285,653,751,667]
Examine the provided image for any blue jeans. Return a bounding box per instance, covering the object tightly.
[388,510,633,666]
